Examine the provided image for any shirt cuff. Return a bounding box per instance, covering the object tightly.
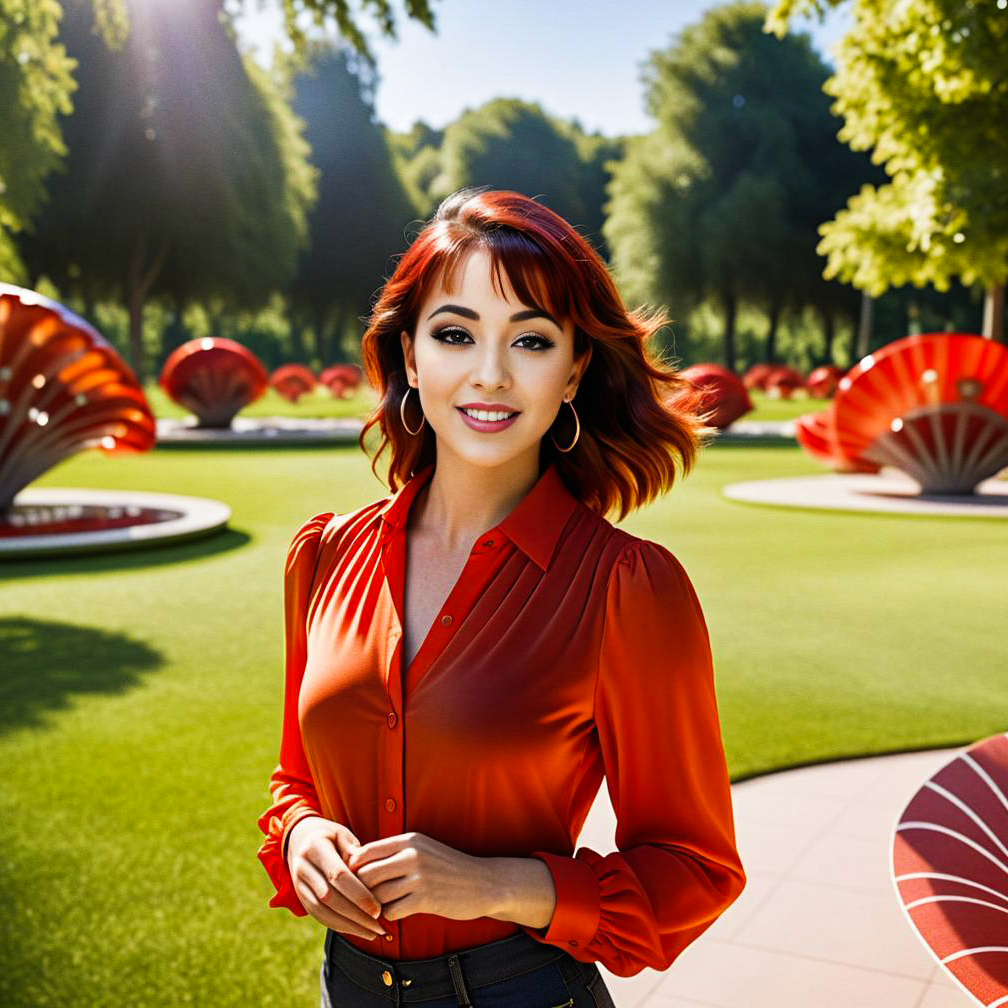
[527,850,601,953]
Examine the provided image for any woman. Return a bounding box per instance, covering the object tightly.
[256,187,746,1007]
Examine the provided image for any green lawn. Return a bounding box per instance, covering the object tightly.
[1,441,1004,1006]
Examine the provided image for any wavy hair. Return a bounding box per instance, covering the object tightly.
[358,186,710,522]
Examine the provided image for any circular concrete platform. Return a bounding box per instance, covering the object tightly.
[723,469,1008,518]
[0,488,231,558]
[156,415,363,445]
[712,420,798,440]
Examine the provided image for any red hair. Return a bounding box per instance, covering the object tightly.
[358,187,709,522]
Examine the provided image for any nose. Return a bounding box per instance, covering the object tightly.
[469,342,512,391]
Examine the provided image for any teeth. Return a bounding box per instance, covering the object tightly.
[462,408,516,422]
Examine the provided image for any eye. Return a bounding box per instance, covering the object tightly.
[430,326,472,346]
[430,326,555,351]
[515,332,556,351]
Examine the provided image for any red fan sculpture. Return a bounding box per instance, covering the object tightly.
[794,402,882,474]
[675,364,753,429]
[0,283,155,515]
[742,363,775,391]
[269,364,316,404]
[796,332,1008,493]
[892,732,1008,1006]
[321,362,363,399]
[159,337,268,428]
[764,366,804,399]
[806,364,845,399]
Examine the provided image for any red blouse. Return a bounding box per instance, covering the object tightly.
[256,459,746,977]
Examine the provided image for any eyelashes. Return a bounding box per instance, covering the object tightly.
[430,326,555,351]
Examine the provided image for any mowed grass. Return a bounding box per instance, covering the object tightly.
[1,441,1005,1007]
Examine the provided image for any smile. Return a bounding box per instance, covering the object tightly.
[456,407,520,431]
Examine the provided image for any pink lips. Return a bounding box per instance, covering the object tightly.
[456,406,520,432]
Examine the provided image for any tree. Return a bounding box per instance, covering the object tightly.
[285,43,416,365]
[0,0,437,281]
[767,0,1008,341]
[19,0,315,381]
[431,99,588,226]
[605,2,873,370]
[0,0,75,280]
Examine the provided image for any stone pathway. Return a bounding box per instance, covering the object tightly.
[576,745,976,1008]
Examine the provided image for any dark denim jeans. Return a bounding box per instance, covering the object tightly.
[320,928,617,1008]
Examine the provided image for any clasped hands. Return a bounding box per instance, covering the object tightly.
[286,817,497,940]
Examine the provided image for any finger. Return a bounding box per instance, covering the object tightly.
[311,842,383,915]
[355,850,411,889]
[347,836,404,870]
[295,857,331,904]
[324,870,387,933]
[300,888,387,940]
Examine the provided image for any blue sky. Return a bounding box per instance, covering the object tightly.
[234,0,852,136]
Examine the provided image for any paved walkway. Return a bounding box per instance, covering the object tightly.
[578,745,975,1008]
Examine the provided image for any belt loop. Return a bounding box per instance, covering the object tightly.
[446,953,472,1007]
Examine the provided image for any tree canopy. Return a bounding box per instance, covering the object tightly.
[0,0,75,280]
[285,42,416,365]
[766,0,1007,338]
[19,0,316,380]
[605,2,874,369]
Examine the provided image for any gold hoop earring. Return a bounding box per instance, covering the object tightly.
[400,385,425,436]
[550,397,580,453]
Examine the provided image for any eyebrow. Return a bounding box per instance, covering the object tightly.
[427,303,560,328]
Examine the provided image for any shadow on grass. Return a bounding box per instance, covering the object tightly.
[0,526,251,580]
[0,617,163,736]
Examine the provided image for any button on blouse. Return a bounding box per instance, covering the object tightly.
[256,460,746,977]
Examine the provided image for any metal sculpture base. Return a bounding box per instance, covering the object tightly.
[723,468,1008,518]
[156,416,363,445]
[0,489,231,558]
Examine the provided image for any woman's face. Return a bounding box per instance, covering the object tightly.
[400,247,590,471]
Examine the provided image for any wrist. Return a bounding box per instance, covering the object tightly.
[283,814,324,862]
[484,856,556,930]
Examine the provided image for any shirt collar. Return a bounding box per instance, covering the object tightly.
[377,460,577,572]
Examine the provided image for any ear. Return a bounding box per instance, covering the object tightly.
[567,340,592,398]
[400,329,416,385]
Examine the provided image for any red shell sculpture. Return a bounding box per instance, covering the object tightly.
[321,363,363,399]
[806,364,845,399]
[742,363,775,391]
[0,284,155,515]
[892,732,1008,1006]
[764,366,804,399]
[796,332,1008,493]
[269,364,316,404]
[159,337,268,428]
[675,364,753,429]
[794,403,882,474]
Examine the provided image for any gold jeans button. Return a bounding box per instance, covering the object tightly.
[381,969,393,986]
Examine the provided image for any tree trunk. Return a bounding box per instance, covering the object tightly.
[329,303,348,362]
[125,234,169,385]
[287,303,307,362]
[820,307,835,365]
[982,282,1005,342]
[854,291,873,365]
[312,306,328,365]
[722,293,737,373]
[764,301,782,364]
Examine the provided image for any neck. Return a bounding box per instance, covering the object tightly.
[412,448,543,553]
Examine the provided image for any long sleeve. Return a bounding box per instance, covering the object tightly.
[522,540,747,976]
[256,512,334,916]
